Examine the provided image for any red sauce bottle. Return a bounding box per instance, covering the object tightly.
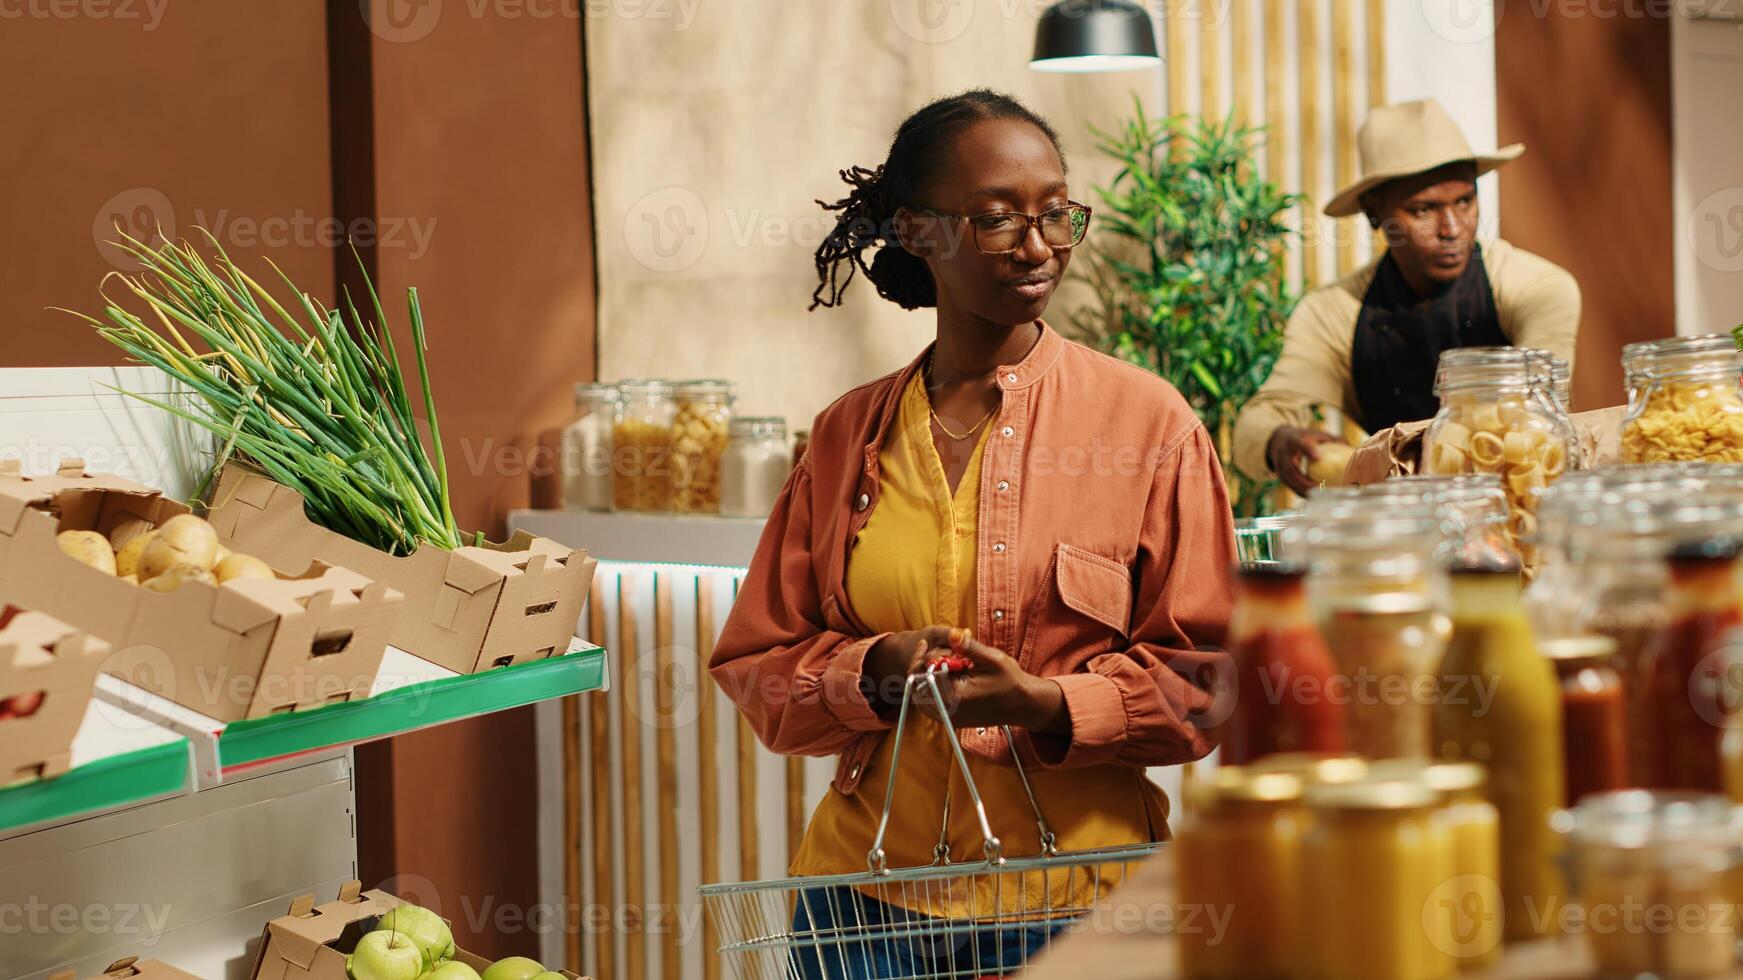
[1218,566,1346,764]
[1543,638,1630,805]
[1640,537,1743,792]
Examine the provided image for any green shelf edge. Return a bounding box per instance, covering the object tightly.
[0,739,190,833]
[218,647,609,771]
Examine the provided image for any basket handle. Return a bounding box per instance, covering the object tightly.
[864,657,1057,874]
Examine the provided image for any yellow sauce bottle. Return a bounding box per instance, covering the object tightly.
[1433,567,1566,943]
[1175,768,1304,979]
[1372,760,1504,971]
[1298,778,1456,980]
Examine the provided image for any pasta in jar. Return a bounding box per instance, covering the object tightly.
[1619,336,1743,464]
[1421,349,1575,571]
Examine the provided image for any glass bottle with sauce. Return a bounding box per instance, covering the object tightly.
[613,380,675,512]
[1554,790,1743,977]
[1369,760,1504,972]
[670,380,734,515]
[1218,566,1346,765]
[1433,563,1565,943]
[1298,778,1456,980]
[1620,334,1743,464]
[1641,536,1743,792]
[560,383,620,512]
[1176,768,1305,980]
[719,417,792,518]
[1542,637,1631,807]
[1305,508,1449,760]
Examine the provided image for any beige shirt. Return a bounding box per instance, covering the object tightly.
[1231,238,1582,481]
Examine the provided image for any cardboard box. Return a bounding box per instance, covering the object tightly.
[0,460,403,723]
[0,606,111,784]
[51,956,203,980]
[207,467,596,675]
[250,882,586,980]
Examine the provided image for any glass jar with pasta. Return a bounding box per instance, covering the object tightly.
[1621,334,1743,464]
[670,380,735,514]
[613,380,675,512]
[1421,348,1577,570]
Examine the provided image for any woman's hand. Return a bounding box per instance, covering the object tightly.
[921,635,1071,735]
[863,626,957,712]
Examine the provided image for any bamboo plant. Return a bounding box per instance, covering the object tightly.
[1069,106,1299,517]
[65,229,466,555]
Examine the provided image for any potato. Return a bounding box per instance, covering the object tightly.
[57,530,118,575]
[107,515,155,551]
[156,514,219,569]
[140,563,216,593]
[115,529,157,578]
[119,573,138,585]
[1306,441,1356,487]
[215,543,233,564]
[215,553,275,584]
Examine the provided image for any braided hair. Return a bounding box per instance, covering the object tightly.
[810,89,1066,312]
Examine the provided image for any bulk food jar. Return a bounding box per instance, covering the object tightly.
[1379,474,1519,569]
[720,417,792,518]
[1303,507,1449,760]
[1554,791,1743,978]
[560,383,619,512]
[1421,347,1577,567]
[1621,335,1743,464]
[613,380,675,512]
[1220,566,1346,765]
[1176,768,1306,979]
[671,380,735,514]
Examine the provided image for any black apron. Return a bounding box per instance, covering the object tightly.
[1350,245,1507,434]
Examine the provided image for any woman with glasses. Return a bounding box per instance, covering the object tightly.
[710,89,1236,978]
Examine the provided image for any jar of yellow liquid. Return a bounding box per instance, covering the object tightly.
[1433,565,1565,943]
[1175,768,1304,979]
[1298,778,1456,980]
[1372,760,1503,971]
[1251,753,1369,787]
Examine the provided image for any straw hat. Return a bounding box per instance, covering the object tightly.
[1323,99,1524,218]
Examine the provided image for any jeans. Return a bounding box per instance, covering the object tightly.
[787,885,1062,979]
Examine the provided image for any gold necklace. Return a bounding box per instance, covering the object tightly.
[924,358,1000,441]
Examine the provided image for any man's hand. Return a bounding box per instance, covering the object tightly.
[1266,426,1340,495]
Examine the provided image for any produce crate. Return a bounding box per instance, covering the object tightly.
[0,605,111,785]
[249,882,585,980]
[52,956,202,980]
[0,460,403,723]
[207,466,597,675]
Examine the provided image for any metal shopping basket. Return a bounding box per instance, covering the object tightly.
[700,660,1163,980]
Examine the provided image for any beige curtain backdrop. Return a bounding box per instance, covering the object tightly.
[588,0,1164,426]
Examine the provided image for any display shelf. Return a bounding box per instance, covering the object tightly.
[94,641,608,787]
[0,739,188,836]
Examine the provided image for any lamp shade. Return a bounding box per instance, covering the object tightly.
[1030,0,1161,73]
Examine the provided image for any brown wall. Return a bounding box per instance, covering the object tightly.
[0,2,334,364]
[1,0,597,965]
[1495,8,1675,413]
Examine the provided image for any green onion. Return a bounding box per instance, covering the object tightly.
[64,229,467,555]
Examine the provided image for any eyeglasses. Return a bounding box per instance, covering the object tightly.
[913,201,1092,255]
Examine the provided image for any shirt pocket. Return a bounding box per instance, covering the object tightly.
[1053,543,1133,636]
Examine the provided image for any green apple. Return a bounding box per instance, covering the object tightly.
[420,962,482,980]
[375,905,456,970]
[348,930,424,980]
[479,957,545,980]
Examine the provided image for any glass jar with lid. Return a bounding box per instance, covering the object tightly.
[1544,637,1629,806]
[720,417,791,518]
[1221,566,1346,765]
[1621,334,1743,464]
[1176,768,1306,979]
[1641,535,1743,793]
[1298,778,1456,980]
[560,383,620,512]
[613,380,675,512]
[1524,472,1611,638]
[1421,348,1578,571]
[1554,790,1743,977]
[1303,507,1449,760]
[1382,474,1520,570]
[670,380,735,514]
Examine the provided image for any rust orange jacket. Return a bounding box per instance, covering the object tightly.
[710,324,1237,796]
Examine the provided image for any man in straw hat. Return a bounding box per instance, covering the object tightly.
[1233,99,1580,493]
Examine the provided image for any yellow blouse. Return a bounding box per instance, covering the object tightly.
[788,372,1167,911]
